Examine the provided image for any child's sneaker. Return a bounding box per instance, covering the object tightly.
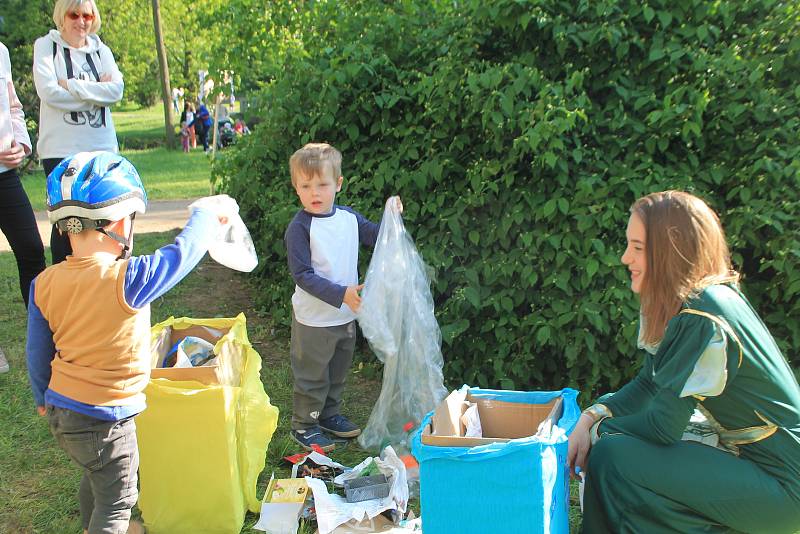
[291,426,335,452]
[319,414,361,438]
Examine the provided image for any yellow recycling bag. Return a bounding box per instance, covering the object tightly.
[136,314,279,534]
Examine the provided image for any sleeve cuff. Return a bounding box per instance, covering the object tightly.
[590,417,610,445]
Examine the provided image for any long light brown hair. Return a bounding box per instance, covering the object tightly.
[633,191,740,344]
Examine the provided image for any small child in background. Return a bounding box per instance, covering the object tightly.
[180,121,190,153]
[233,118,250,136]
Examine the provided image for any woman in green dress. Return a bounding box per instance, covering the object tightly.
[568,191,800,533]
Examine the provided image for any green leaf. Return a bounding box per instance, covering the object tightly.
[536,325,551,345]
[649,46,665,61]
[543,199,557,217]
[643,6,655,22]
[529,132,541,150]
[441,319,470,345]
[464,286,482,309]
[697,25,708,40]
[586,258,599,278]
[557,198,569,215]
[657,11,672,28]
[499,93,514,117]
[469,230,480,245]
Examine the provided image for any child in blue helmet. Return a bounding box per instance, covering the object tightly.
[25,151,234,534]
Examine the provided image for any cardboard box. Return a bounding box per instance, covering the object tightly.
[253,476,309,533]
[421,388,563,447]
[150,324,230,385]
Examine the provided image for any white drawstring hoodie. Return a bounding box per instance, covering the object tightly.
[33,29,124,159]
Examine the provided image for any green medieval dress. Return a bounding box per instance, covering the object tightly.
[582,284,800,533]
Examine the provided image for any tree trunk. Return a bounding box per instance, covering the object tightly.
[151,0,176,149]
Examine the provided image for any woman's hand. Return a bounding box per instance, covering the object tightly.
[567,412,595,479]
[0,141,26,169]
[57,79,68,90]
[100,73,112,83]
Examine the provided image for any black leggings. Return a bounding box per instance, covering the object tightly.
[0,169,46,307]
[42,158,72,264]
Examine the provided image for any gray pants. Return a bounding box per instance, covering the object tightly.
[47,406,139,534]
[290,318,356,430]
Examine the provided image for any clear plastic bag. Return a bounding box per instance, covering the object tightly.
[357,197,448,452]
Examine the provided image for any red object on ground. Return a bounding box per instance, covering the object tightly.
[284,444,327,464]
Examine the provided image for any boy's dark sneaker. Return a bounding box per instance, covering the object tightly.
[291,427,335,452]
[319,414,361,438]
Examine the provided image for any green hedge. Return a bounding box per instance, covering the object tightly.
[213,0,800,397]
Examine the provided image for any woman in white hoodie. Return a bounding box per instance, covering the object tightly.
[33,0,124,264]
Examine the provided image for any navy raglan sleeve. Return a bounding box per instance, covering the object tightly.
[285,213,347,308]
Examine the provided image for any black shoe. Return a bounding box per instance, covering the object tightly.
[319,414,361,438]
[291,426,335,452]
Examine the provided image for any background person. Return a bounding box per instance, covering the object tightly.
[33,0,124,264]
[194,101,212,152]
[180,101,196,149]
[568,190,800,533]
[0,41,46,374]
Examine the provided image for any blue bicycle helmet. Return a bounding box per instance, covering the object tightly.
[47,151,147,258]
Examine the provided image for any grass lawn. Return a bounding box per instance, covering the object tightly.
[21,147,212,211]
[114,105,168,149]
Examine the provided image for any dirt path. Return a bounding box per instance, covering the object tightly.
[0,200,192,253]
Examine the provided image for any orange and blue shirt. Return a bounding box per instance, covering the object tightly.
[26,208,217,421]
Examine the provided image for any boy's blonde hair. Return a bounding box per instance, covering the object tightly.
[289,143,342,186]
[53,0,102,34]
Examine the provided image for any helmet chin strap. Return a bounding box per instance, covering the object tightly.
[95,214,136,260]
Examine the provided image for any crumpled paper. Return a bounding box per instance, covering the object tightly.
[307,447,408,534]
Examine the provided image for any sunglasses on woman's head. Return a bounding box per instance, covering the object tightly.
[67,12,94,22]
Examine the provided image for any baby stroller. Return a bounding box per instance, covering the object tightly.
[217,118,237,148]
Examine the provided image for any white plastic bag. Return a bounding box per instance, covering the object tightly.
[357,197,447,452]
[209,212,258,272]
[188,194,259,272]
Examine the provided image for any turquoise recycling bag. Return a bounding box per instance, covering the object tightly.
[411,387,580,534]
